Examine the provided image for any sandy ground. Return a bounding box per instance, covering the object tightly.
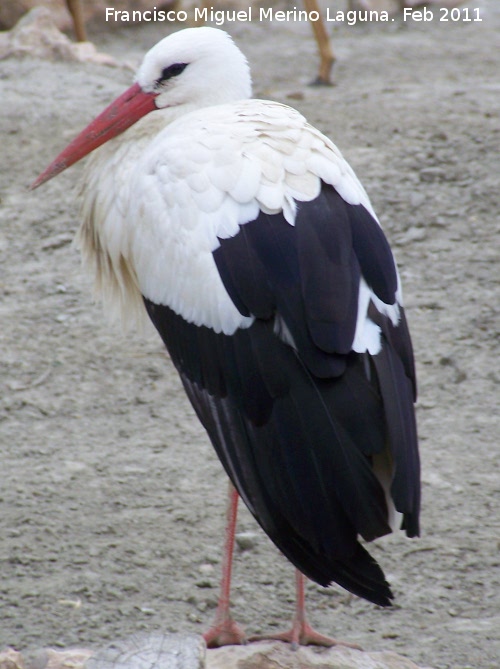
[1,2,499,668]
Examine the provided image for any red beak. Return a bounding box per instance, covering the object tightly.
[30,82,158,190]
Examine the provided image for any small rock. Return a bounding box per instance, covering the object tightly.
[419,167,447,183]
[41,234,73,251]
[235,531,260,551]
[397,227,427,245]
[409,191,426,208]
[196,577,214,588]
[430,130,449,142]
[199,563,215,576]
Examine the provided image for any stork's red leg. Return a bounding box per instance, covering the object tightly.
[250,571,361,649]
[203,483,247,648]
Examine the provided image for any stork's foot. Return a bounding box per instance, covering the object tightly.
[250,620,361,650]
[203,615,247,648]
[309,76,334,87]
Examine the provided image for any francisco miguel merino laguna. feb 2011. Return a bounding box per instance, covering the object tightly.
[105,5,484,25]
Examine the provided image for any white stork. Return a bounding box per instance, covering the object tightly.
[31,27,420,648]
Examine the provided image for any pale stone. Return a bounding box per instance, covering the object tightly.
[86,634,206,669]
[0,7,126,67]
[28,649,94,669]
[0,0,71,32]
[0,648,26,669]
[207,642,435,669]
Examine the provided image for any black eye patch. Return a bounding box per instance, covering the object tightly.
[158,62,188,83]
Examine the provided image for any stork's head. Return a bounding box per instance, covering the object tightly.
[138,27,251,108]
[31,28,252,189]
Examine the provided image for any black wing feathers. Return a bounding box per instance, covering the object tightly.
[296,193,360,354]
[213,225,275,320]
[143,182,420,606]
[371,333,420,537]
[347,195,399,304]
[145,300,395,605]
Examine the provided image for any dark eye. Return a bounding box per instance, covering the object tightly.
[159,62,188,82]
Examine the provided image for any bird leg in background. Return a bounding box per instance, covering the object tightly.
[66,0,87,42]
[251,570,362,649]
[303,0,335,85]
[203,483,247,648]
